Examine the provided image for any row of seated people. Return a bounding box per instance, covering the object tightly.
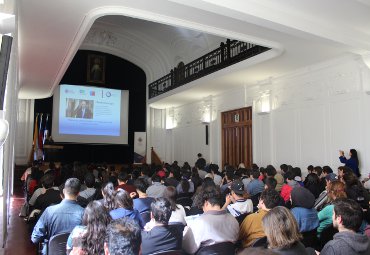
[25,160,370,255]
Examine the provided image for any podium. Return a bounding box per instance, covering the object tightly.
[44,144,64,162]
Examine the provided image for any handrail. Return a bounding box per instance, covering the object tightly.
[149,39,270,99]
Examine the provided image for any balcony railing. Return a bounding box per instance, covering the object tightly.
[149,39,270,99]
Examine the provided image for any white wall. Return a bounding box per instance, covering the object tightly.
[149,54,370,178]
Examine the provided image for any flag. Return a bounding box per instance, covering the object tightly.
[43,114,49,144]
[38,114,44,159]
[33,114,39,160]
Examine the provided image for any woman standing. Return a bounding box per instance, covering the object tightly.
[339,149,360,177]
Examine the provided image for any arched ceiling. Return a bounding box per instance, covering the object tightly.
[14,0,370,107]
[80,15,227,84]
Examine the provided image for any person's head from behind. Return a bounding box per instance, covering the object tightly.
[114,189,133,210]
[280,164,288,173]
[117,171,130,184]
[163,186,179,211]
[251,169,260,180]
[305,173,320,186]
[134,178,149,195]
[151,197,172,225]
[264,177,277,190]
[82,201,111,254]
[259,189,281,210]
[312,166,323,177]
[307,165,314,173]
[102,182,116,211]
[327,180,347,202]
[338,166,352,178]
[290,187,315,209]
[41,173,55,189]
[284,171,296,182]
[342,171,360,187]
[349,149,358,160]
[64,178,81,199]
[262,206,301,249]
[197,185,222,211]
[266,165,277,177]
[332,198,363,232]
[104,217,141,255]
[322,166,333,176]
[84,173,95,188]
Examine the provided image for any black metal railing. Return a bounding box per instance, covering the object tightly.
[149,39,270,99]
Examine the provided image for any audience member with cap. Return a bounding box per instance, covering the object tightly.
[222,180,253,217]
[290,187,319,233]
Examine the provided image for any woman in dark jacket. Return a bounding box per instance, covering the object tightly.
[339,149,360,177]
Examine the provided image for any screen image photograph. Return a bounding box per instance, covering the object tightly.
[65,98,94,119]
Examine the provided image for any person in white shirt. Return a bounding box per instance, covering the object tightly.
[182,185,239,254]
[222,180,253,217]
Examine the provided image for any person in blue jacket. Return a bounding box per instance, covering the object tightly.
[339,149,360,177]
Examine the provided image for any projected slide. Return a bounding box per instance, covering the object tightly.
[59,85,121,136]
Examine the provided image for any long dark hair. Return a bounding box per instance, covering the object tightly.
[350,149,359,166]
[114,189,133,210]
[81,201,111,255]
[163,186,179,211]
[102,182,116,211]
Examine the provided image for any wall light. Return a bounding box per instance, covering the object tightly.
[166,107,176,129]
[256,92,271,115]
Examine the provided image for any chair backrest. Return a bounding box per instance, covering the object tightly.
[48,232,70,255]
[195,242,235,255]
[141,211,152,225]
[251,236,268,248]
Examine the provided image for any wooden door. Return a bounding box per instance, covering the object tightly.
[222,107,252,168]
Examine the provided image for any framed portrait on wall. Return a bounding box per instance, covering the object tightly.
[87,54,106,84]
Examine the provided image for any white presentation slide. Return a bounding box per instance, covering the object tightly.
[52,84,129,144]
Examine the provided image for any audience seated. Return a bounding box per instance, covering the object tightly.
[101,182,116,211]
[33,174,62,212]
[28,173,60,208]
[147,175,166,198]
[246,170,264,196]
[220,169,234,194]
[320,198,370,255]
[209,164,222,186]
[104,217,141,255]
[133,178,155,214]
[163,186,186,225]
[317,180,347,237]
[280,171,300,202]
[141,198,184,255]
[342,171,370,211]
[304,173,321,199]
[78,173,96,200]
[116,171,138,197]
[182,185,239,254]
[164,168,180,188]
[177,170,195,194]
[262,206,315,255]
[67,200,111,254]
[239,189,281,248]
[109,189,144,228]
[31,178,84,254]
[290,187,319,233]
[222,180,253,217]
[264,177,277,191]
[314,173,337,211]
[266,165,284,192]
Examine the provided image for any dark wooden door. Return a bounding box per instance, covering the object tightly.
[222,107,252,168]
